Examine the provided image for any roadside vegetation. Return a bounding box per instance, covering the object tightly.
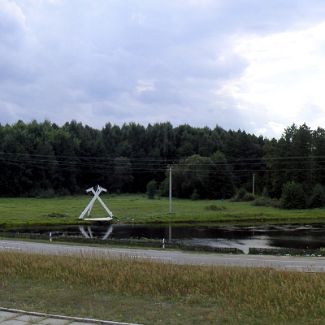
[1,194,325,227]
[0,251,324,325]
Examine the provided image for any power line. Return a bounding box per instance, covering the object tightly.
[2,158,325,174]
[2,153,325,169]
[2,150,325,164]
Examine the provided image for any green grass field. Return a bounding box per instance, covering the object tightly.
[0,251,324,325]
[1,194,325,227]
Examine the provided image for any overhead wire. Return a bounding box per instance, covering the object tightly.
[1,156,325,175]
[1,150,325,164]
[1,148,325,177]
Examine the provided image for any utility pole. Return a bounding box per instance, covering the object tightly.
[252,173,256,196]
[169,165,172,214]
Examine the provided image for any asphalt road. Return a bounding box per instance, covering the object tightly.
[0,239,325,272]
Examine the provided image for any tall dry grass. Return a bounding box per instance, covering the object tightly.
[0,251,324,322]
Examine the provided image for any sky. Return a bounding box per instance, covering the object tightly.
[1,0,325,138]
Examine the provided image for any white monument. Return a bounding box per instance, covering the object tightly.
[79,185,114,222]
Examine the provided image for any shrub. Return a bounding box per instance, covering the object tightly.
[158,178,169,197]
[236,188,247,201]
[307,184,325,208]
[242,193,255,201]
[232,188,255,202]
[146,180,157,199]
[57,188,71,196]
[281,181,306,209]
[262,187,269,197]
[191,189,200,200]
[30,188,56,198]
[252,196,281,208]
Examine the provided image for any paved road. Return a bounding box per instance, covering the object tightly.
[0,239,325,272]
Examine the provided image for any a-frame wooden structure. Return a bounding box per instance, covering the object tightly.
[79,185,114,221]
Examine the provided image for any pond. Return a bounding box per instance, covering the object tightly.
[1,222,325,254]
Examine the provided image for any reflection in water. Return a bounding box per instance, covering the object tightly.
[2,222,325,253]
[79,224,113,240]
[102,225,113,240]
[181,236,272,254]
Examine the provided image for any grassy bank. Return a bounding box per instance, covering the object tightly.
[1,194,325,227]
[0,251,324,324]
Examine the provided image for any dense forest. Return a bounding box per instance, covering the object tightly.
[0,120,324,204]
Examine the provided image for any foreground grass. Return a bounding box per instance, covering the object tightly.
[1,194,325,227]
[0,252,324,324]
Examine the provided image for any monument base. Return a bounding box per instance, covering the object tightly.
[83,217,113,222]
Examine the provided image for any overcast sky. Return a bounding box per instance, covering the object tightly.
[1,0,325,137]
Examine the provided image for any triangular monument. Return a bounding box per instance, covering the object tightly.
[79,185,114,221]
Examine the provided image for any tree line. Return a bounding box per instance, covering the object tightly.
[1,120,324,204]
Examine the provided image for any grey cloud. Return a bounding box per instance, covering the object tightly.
[1,0,325,136]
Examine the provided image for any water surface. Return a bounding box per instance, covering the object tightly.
[2,223,325,254]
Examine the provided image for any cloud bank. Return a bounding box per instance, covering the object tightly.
[1,0,325,137]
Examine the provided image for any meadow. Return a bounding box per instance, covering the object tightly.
[1,194,325,227]
[0,251,324,324]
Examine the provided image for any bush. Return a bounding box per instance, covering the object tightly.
[242,193,255,201]
[307,184,325,208]
[232,188,255,202]
[281,181,306,209]
[146,180,157,199]
[30,188,56,198]
[252,196,281,208]
[236,188,247,201]
[158,178,169,197]
[190,189,200,200]
[262,187,269,197]
[57,188,71,196]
